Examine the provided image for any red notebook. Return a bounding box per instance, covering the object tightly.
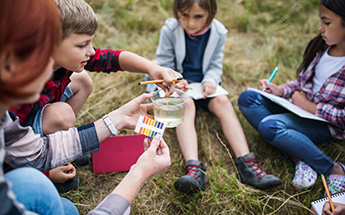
[92,135,145,174]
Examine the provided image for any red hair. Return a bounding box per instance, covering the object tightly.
[0,0,61,102]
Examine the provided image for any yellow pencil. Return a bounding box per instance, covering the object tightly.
[321,174,335,211]
[138,77,183,85]
[68,163,72,166]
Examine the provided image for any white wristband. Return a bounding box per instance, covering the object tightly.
[102,114,118,135]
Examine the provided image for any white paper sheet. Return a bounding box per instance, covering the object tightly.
[247,87,329,123]
[186,83,229,100]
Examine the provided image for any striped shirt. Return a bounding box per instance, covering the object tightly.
[1,112,130,214]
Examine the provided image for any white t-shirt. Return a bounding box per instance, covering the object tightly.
[313,47,345,93]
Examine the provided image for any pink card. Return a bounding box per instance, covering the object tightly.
[92,135,145,174]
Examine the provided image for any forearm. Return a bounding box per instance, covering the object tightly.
[118,51,155,74]
[94,109,126,143]
[111,168,147,205]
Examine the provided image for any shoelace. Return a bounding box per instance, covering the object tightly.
[185,164,200,179]
[245,158,267,179]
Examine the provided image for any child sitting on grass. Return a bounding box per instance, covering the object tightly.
[146,0,281,193]
[238,0,345,193]
[9,0,181,194]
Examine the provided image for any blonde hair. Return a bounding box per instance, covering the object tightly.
[53,0,98,39]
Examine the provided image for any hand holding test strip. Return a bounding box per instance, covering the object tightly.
[135,115,166,139]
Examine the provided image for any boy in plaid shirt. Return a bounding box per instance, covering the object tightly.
[10,0,181,192]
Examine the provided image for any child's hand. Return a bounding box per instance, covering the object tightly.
[322,201,345,215]
[149,65,182,96]
[202,82,216,99]
[259,79,284,96]
[291,91,317,113]
[175,79,190,92]
[49,164,76,183]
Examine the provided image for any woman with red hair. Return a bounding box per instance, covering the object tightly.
[0,0,171,214]
[0,0,71,214]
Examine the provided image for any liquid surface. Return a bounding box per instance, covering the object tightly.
[153,97,186,128]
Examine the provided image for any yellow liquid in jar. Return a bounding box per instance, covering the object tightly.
[153,97,185,128]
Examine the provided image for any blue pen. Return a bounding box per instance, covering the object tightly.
[267,67,279,83]
[262,66,278,91]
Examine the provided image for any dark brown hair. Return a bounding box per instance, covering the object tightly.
[297,0,345,75]
[0,0,61,102]
[173,0,217,28]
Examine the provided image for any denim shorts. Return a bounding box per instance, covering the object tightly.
[194,98,211,112]
[31,85,74,136]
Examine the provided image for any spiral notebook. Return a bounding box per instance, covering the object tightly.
[311,192,345,215]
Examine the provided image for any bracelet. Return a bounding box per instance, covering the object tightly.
[102,114,118,135]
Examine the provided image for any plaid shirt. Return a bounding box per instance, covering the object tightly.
[10,48,123,125]
[282,46,345,140]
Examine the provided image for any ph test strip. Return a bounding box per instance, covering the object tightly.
[134,115,165,138]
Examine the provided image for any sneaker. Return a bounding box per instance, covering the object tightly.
[235,152,281,189]
[326,162,345,195]
[54,175,80,194]
[292,160,317,189]
[174,160,206,193]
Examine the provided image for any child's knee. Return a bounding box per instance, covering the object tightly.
[214,95,231,106]
[79,71,93,93]
[238,90,260,108]
[185,97,195,109]
[44,103,76,130]
[258,118,278,142]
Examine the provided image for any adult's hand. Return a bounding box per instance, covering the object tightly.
[95,93,153,142]
[135,134,171,178]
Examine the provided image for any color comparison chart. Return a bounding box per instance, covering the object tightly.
[135,115,166,138]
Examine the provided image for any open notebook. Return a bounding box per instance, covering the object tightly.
[311,192,345,215]
[247,87,330,123]
[186,83,228,100]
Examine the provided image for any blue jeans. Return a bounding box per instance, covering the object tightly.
[5,167,79,215]
[238,90,334,175]
[31,85,74,136]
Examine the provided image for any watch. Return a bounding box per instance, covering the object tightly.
[102,114,118,135]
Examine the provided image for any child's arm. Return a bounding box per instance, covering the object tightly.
[118,51,182,95]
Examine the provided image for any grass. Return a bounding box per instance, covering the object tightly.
[62,0,345,214]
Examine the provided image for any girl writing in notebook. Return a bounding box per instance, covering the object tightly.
[238,0,345,192]
[146,0,281,193]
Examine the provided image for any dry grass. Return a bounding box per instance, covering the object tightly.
[62,0,345,214]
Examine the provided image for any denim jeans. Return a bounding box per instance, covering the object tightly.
[238,90,334,175]
[5,167,79,215]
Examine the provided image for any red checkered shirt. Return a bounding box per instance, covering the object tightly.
[282,46,345,140]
